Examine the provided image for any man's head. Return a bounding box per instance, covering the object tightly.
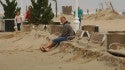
[60,16,67,24]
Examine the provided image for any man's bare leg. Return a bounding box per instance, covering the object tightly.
[40,42,55,52]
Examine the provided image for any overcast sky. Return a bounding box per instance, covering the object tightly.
[0,0,125,14]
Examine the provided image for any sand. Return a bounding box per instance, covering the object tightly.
[0,11,125,70]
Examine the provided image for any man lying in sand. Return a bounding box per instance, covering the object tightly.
[40,16,75,52]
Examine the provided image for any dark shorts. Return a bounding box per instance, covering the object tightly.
[17,23,21,31]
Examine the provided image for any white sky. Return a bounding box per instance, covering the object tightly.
[0,0,125,14]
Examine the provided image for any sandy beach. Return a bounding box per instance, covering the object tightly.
[0,10,125,70]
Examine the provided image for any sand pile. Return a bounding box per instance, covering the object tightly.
[85,9,125,20]
[98,54,125,70]
[49,41,102,64]
[51,41,125,70]
[52,42,125,70]
[0,30,57,52]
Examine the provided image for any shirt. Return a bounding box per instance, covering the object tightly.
[60,21,75,37]
[78,9,83,19]
[15,15,22,24]
[25,10,30,20]
[74,9,83,19]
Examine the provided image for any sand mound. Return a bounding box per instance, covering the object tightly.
[85,9,125,20]
[49,41,125,70]
[98,54,125,70]
[0,30,57,52]
[50,42,101,63]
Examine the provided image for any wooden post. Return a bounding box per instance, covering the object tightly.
[105,2,109,9]
[53,0,57,17]
[100,2,104,10]
[62,6,65,14]
[86,9,89,15]
[69,6,72,15]
[109,1,115,12]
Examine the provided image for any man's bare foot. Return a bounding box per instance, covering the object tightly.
[40,47,47,52]
[40,47,50,52]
